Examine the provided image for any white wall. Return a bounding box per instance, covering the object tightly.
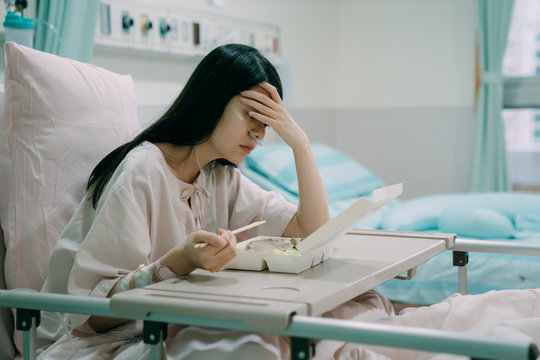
[330,0,477,198]
[0,1,479,198]
[92,0,338,109]
[92,0,476,110]
[91,0,477,198]
[335,0,475,109]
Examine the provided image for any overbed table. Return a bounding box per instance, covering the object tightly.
[110,230,455,359]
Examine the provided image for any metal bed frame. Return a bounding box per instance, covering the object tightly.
[1,232,539,360]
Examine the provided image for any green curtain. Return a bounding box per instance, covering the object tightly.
[469,0,514,192]
[34,0,100,62]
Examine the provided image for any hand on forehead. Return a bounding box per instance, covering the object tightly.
[249,84,272,98]
[231,83,271,107]
[241,82,281,106]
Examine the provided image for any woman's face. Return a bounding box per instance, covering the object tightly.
[209,85,268,164]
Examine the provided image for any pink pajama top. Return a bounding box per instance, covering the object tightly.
[38,141,296,341]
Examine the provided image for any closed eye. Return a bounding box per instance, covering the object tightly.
[246,112,268,127]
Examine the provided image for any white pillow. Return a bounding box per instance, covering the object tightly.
[0,42,140,292]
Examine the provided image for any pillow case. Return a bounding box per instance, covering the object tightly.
[0,42,140,292]
[245,143,385,201]
[514,215,540,233]
[239,164,299,204]
[381,192,540,234]
[438,207,514,239]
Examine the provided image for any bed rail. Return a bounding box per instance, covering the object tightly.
[453,238,540,256]
[452,238,540,295]
[350,230,540,296]
[0,289,538,360]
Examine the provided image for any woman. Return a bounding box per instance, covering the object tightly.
[37,44,392,359]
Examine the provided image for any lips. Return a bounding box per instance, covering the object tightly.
[240,145,254,154]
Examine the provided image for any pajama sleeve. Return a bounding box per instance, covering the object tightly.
[68,184,152,298]
[66,183,153,328]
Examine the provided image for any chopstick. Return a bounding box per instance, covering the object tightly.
[230,220,266,235]
[194,220,266,249]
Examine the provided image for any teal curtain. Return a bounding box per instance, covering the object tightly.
[469,0,514,192]
[34,0,100,62]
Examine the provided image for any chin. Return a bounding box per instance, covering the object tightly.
[231,156,245,165]
[223,154,245,165]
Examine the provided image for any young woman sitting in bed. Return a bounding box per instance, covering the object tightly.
[36,44,393,359]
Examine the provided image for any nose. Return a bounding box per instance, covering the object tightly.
[249,122,266,145]
[252,122,266,140]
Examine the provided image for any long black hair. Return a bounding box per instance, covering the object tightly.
[87,44,283,208]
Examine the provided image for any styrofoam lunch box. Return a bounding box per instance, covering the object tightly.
[225,183,403,274]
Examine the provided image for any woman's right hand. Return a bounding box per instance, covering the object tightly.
[90,230,235,333]
[160,229,237,275]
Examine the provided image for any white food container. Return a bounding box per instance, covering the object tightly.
[226,183,402,273]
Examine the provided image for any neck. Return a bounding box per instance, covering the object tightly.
[156,142,213,184]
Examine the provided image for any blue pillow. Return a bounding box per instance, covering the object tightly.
[514,215,540,233]
[438,207,514,239]
[245,143,385,201]
[379,197,441,231]
[380,192,540,232]
[238,165,299,204]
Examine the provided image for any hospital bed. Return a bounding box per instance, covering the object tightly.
[1,230,540,359]
[240,142,540,305]
[0,42,539,359]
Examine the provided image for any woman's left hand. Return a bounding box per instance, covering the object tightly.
[241,82,308,150]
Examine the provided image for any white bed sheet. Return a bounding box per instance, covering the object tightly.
[349,288,540,360]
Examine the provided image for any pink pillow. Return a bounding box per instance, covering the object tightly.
[0,42,140,291]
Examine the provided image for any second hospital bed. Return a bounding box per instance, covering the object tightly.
[239,142,540,305]
[0,42,539,359]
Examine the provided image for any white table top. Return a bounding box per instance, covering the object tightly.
[110,230,455,331]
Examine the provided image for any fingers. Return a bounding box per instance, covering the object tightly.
[248,111,274,126]
[200,231,227,249]
[258,82,282,103]
[240,95,279,120]
[239,83,289,132]
[212,229,237,268]
[194,229,237,272]
[218,229,237,247]
[241,82,282,110]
